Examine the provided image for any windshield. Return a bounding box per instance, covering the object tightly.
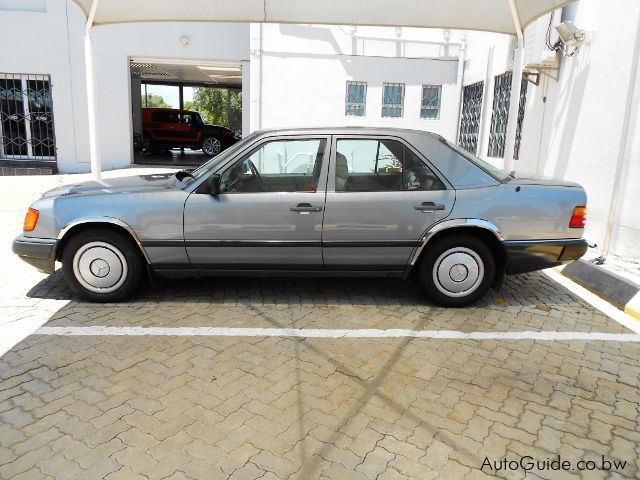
[182,132,259,185]
[440,138,512,183]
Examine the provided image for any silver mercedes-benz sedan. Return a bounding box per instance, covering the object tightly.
[13,127,588,306]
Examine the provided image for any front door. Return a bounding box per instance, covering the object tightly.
[322,136,455,270]
[183,136,329,269]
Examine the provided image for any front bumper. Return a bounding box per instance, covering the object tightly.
[504,238,588,275]
[12,235,58,274]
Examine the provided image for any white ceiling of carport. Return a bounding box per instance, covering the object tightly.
[130,61,243,86]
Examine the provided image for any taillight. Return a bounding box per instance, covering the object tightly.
[569,206,587,228]
[23,208,39,231]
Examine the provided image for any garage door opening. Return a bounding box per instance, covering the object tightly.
[130,60,243,167]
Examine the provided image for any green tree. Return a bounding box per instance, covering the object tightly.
[142,94,171,108]
[188,88,242,131]
[189,88,228,125]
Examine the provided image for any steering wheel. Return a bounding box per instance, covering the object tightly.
[246,159,265,191]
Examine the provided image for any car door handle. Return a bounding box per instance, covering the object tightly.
[414,202,446,211]
[290,203,323,213]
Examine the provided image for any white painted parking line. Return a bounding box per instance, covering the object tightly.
[35,326,640,341]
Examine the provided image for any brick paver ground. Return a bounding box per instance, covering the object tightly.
[1,173,639,479]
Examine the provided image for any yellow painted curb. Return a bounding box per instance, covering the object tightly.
[624,291,640,321]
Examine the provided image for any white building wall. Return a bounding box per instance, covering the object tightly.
[90,21,249,172]
[254,24,464,139]
[516,0,640,258]
[0,0,250,173]
[0,0,90,173]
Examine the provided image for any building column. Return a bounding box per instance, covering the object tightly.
[502,37,524,172]
[84,30,101,178]
[477,45,495,158]
[454,38,467,142]
[241,60,250,136]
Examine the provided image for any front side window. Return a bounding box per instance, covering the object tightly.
[152,110,178,123]
[335,139,445,192]
[382,83,405,118]
[220,138,325,193]
[345,81,367,116]
[420,85,441,119]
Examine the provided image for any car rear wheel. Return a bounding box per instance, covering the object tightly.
[62,228,143,302]
[202,137,222,156]
[419,234,495,307]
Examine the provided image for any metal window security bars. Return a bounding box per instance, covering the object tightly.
[420,85,441,119]
[488,72,527,159]
[345,81,367,117]
[382,83,405,118]
[0,73,56,161]
[458,81,483,154]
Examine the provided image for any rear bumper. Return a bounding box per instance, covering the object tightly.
[12,235,57,274]
[504,238,588,275]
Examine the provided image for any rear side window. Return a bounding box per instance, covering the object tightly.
[335,139,445,192]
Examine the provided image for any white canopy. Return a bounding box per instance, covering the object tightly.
[72,0,577,177]
[72,0,573,36]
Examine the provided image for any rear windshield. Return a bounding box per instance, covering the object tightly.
[440,138,512,183]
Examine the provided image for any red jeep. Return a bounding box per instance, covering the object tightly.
[142,108,240,156]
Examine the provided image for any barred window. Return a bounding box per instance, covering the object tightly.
[420,85,441,119]
[345,81,367,116]
[382,83,404,118]
[458,81,484,154]
[487,73,527,159]
[0,73,55,160]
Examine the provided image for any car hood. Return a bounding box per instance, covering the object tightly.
[42,173,177,198]
[510,172,582,188]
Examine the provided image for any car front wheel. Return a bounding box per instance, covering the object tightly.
[202,137,222,156]
[62,228,143,302]
[419,234,495,307]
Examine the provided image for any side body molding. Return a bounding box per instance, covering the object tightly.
[408,218,504,267]
[56,217,151,263]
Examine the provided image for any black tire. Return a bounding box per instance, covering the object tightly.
[201,136,222,157]
[418,234,495,307]
[143,137,163,154]
[61,228,144,302]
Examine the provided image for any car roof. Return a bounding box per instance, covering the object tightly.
[253,126,443,139]
[142,107,198,114]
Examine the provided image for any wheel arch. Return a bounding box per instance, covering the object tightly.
[55,218,151,264]
[407,219,507,288]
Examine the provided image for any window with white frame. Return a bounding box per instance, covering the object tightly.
[420,85,441,119]
[382,83,405,118]
[345,81,367,116]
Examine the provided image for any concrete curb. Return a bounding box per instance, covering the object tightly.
[559,259,640,319]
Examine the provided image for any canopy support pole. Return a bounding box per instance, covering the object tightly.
[454,36,467,143]
[503,0,524,172]
[84,0,101,179]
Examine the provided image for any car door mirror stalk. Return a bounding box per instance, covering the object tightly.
[211,174,221,195]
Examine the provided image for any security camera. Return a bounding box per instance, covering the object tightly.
[555,21,585,48]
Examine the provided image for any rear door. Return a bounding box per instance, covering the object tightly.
[322,135,455,270]
[183,135,330,269]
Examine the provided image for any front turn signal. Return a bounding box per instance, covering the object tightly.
[23,208,39,231]
[569,206,587,228]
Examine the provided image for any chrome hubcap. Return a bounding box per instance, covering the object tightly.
[203,138,221,156]
[73,241,128,294]
[432,247,484,298]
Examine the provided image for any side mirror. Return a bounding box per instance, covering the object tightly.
[199,174,221,195]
